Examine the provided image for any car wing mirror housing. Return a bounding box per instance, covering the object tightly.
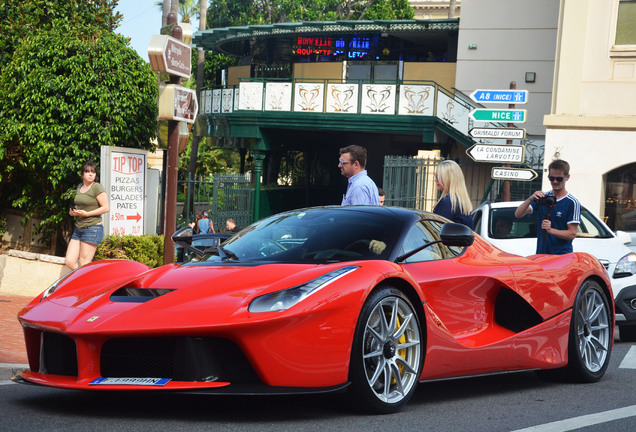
[440,223,474,247]
[172,226,194,246]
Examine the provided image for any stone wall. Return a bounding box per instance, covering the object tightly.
[0,250,69,298]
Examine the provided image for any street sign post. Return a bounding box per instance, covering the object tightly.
[470,89,528,104]
[470,108,527,123]
[149,14,189,265]
[158,84,198,124]
[468,127,526,140]
[148,34,192,79]
[467,144,525,164]
[491,167,538,181]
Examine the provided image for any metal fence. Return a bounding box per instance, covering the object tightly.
[178,173,252,231]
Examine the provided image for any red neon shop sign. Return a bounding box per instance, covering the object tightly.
[294,36,334,56]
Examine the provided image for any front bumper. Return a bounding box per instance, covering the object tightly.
[614,284,636,324]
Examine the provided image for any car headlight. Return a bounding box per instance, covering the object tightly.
[40,270,77,301]
[248,266,359,313]
[614,252,636,278]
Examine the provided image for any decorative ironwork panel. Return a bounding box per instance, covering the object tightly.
[383,155,441,211]
[361,84,396,114]
[202,89,212,114]
[265,82,292,111]
[326,83,359,113]
[293,83,324,112]
[222,89,234,113]
[398,85,434,115]
[238,82,263,110]
[212,174,252,230]
[212,89,221,114]
[436,90,470,135]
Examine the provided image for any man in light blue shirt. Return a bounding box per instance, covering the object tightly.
[339,145,380,206]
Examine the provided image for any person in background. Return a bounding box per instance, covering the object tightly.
[65,161,109,270]
[514,159,580,254]
[189,210,202,234]
[198,211,215,233]
[493,215,513,239]
[226,218,239,233]
[433,159,474,230]
[378,188,385,205]
[339,145,380,206]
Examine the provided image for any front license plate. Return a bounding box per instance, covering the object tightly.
[90,377,171,386]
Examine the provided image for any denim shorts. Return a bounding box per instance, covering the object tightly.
[71,224,104,245]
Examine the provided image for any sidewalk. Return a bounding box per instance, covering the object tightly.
[0,294,32,379]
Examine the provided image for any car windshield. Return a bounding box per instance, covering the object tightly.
[488,206,614,240]
[176,236,230,263]
[200,208,402,263]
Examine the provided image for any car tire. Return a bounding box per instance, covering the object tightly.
[347,286,423,414]
[619,325,636,342]
[564,279,613,382]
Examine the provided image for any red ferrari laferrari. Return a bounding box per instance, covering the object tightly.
[16,206,614,413]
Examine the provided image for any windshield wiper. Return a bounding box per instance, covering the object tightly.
[217,246,239,261]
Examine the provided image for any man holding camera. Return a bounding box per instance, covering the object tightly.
[514,159,581,254]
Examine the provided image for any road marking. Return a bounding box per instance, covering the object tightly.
[619,345,636,369]
[510,405,636,432]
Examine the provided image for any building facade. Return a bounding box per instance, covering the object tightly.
[544,0,636,232]
[455,0,559,161]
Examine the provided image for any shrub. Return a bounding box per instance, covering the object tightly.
[96,234,165,268]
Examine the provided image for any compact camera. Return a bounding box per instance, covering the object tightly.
[537,195,556,207]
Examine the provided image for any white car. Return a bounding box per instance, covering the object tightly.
[473,201,636,342]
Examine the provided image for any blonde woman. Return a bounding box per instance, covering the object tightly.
[433,160,474,230]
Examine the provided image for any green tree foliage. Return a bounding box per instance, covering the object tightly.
[0,0,122,68]
[206,0,413,26]
[155,0,200,23]
[179,137,241,178]
[0,26,158,246]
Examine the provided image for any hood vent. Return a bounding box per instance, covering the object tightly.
[110,287,176,303]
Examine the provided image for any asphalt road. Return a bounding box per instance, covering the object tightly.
[1,341,635,432]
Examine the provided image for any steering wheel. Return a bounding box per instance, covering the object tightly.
[344,239,370,253]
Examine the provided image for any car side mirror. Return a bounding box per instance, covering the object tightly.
[172,226,194,246]
[440,223,474,247]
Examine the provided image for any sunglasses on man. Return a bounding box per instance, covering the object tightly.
[548,175,565,183]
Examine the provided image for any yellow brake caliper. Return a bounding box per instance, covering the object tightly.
[391,314,407,385]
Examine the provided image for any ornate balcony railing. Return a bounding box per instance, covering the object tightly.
[198,78,478,138]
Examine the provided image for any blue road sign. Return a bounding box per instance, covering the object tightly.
[470,89,528,104]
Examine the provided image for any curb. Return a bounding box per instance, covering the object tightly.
[0,363,29,381]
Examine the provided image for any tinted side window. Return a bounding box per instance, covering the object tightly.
[400,220,463,263]
[490,208,536,239]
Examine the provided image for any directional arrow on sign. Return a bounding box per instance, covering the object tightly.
[470,89,528,104]
[467,144,525,164]
[491,167,538,181]
[127,213,142,223]
[469,127,526,140]
[470,109,527,123]
[158,84,198,124]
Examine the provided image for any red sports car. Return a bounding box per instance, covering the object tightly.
[16,206,614,413]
